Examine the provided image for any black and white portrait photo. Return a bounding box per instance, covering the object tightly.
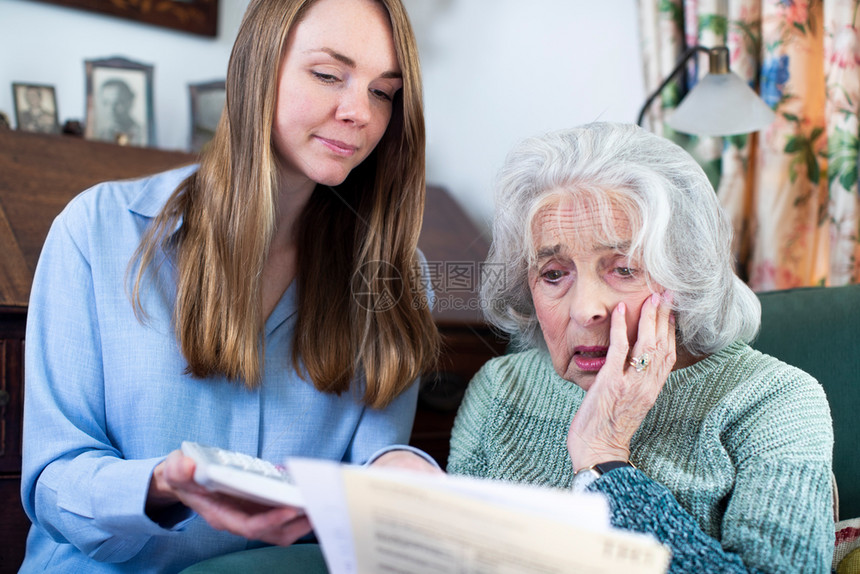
[85,58,154,146]
[189,80,225,152]
[13,83,60,134]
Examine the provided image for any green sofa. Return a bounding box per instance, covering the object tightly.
[751,284,860,521]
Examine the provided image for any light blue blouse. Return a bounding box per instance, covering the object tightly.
[20,166,421,573]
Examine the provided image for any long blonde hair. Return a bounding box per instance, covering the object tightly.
[131,0,438,409]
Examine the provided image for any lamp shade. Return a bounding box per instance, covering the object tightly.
[666,71,776,137]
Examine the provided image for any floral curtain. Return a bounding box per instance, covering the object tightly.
[638,0,860,290]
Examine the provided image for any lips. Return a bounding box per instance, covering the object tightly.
[573,346,608,372]
[316,136,358,157]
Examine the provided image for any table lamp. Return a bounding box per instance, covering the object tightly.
[637,45,775,137]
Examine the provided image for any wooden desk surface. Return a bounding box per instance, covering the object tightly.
[0,131,198,308]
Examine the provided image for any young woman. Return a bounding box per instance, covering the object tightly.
[20,0,439,571]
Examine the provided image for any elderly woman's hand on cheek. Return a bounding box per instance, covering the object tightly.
[567,292,676,470]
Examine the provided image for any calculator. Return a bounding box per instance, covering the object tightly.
[180,441,304,508]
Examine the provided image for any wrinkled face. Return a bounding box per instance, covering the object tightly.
[272,0,402,191]
[528,194,657,391]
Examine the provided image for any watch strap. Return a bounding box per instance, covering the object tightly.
[591,460,635,475]
[571,460,635,494]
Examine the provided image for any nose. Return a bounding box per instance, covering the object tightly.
[335,85,372,127]
[567,276,611,327]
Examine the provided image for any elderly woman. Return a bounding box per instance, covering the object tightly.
[448,122,834,572]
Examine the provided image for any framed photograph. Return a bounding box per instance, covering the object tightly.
[85,57,154,147]
[189,80,225,152]
[26,0,218,37]
[12,83,60,134]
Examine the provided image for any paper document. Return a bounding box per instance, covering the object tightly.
[288,458,671,574]
[288,458,357,573]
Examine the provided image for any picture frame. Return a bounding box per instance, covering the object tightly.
[189,80,225,153]
[26,0,219,37]
[85,57,155,147]
[12,83,60,134]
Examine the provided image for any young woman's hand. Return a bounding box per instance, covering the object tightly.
[148,450,312,546]
[567,292,676,470]
[370,450,444,474]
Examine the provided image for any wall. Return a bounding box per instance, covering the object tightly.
[0,0,644,230]
[0,0,249,150]
[412,0,644,230]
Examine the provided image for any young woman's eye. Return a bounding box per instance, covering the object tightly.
[370,88,393,102]
[311,71,339,83]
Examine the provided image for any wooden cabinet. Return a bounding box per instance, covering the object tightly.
[0,308,26,573]
[408,184,509,465]
[0,130,504,571]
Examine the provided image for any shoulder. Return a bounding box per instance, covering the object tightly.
[676,342,822,399]
[472,348,555,387]
[466,348,577,406]
[714,343,826,406]
[46,164,197,260]
[453,349,559,438]
[670,342,830,433]
[58,164,198,228]
[702,343,833,457]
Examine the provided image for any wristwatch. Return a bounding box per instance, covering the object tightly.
[571,460,635,493]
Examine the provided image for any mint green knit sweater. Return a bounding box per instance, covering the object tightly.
[448,342,834,573]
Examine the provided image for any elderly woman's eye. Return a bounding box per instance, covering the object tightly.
[616,267,636,277]
[542,270,565,282]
